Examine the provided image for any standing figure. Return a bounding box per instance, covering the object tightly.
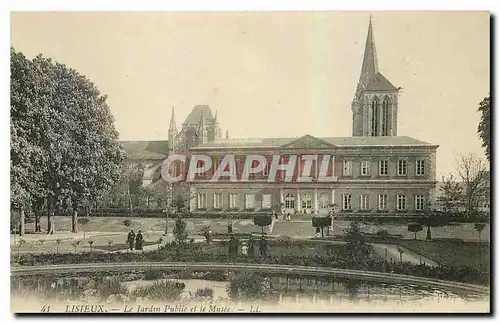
[135,230,144,251]
[241,242,248,256]
[287,213,291,222]
[127,230,135,251]
[272,210,278,220]
[259,237,268,257]
[227,222,233,234]
[248,235,255,257]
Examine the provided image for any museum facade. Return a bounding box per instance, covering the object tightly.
[120,18,439,216]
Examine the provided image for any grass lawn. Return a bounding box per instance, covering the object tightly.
[398,239,490,269]
[95,241,159,252]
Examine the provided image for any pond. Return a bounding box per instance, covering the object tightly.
[11,273,490,313]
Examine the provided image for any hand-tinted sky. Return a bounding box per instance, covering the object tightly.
[10,11,489,178]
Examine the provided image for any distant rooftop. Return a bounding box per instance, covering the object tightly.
[192,135,437,149]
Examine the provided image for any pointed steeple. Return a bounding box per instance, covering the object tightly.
[198,109,206,144]
[356,15,379,95]
[168,107,177,152]
[214,110,218,123]
[169,107,177,132]
[226,129,229,139]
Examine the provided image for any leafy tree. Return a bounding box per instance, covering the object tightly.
[173,216,188,246]
[340,221,371,265]
[437,174,464,213]
[477,95,490,161]
[456,154,489,216]
[253,215,272,235]
[10,48,124,235]
[408,223,423,240]
[312,216,331,238]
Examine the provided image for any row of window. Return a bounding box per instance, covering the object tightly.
[342,193,426,211]
[197,193,273,209]
[343,159,426,177]
[198,192,427,211]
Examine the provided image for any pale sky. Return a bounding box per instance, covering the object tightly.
[10,11,490,178]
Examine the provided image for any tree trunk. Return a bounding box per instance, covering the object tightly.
[19,208,25,236]
[127,188,133,215]
[34,213,41,232]
[71,207,78,233]
[47,201,53,235]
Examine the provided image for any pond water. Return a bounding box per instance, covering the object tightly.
[11,274,489,313]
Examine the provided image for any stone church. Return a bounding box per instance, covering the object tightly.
[119,18,439,216]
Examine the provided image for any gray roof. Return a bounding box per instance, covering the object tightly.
[192,135,437,149]
[120,140,169,160]
[183,105,215,125]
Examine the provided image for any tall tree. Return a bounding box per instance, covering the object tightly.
[477,95,490,161]
[11,48,124,234]
[10,49,48,235]
[456,154,489,216]
[437,174,464,213]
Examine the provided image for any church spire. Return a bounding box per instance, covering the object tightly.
[168,106,177,152]
[226,129,229,139]
[356,16,379,95]
[169,106,177,132]
[198,109,206,144]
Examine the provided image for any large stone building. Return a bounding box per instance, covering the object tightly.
[121,18,439,216]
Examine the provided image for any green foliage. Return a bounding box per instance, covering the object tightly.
[96,276,128,300]
[131,280,185,302]
[408,223,423,240]
[226,272,276,301]
[123,219,131,227]
[195,287,214,298]
[339,221,372,265]
[253,215,272,227]
[437,174,464,213]
[477,95,490,161]
[10,47,125,233]
[173,216,188,246]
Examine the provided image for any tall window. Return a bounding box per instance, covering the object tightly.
[397,159,407,176]
[397,194,407,211]
[381,98,390,136]
[342,194,352,210]
[285,193,295,209]
[343,161,352,176]
[262,194,271,209]
[360,160,370,176]
[197,193,207,209]
[245,194,255,209]
[229,193,237,209]
[379,160,388,176]
[360,194,369,210]
[416,160,425,176]
[415,195,424,211]
[301,194,312,210]
[371,98,380,136]
[213,193,222,209]
[378,194,387,210]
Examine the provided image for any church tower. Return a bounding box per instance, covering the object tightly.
[168,106,177,153]
[352,17,400,137]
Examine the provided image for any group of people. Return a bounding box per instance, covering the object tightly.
[272,210,292,221]
[126,229,144,251]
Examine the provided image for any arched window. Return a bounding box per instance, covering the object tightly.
[285,193,295,209]
[370,97,380,136]
[381,96,390,136]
